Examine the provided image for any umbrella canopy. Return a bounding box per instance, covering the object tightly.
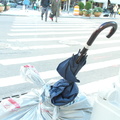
[50,50,87,106]
[57,50,87,83]
[50,79,79,106]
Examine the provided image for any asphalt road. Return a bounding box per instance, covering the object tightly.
[0,15,120,99]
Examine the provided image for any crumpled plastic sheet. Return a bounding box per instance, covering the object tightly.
[0,85,93,120]
[0,65,93,120]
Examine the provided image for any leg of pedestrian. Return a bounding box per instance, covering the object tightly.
[41,7,45,20]
[45,7,49,22]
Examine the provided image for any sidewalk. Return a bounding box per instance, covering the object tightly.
[1,7,120,19]
[0,7,41,17]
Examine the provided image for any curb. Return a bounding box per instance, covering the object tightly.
[0,8,120,19]
[1,12,119,19]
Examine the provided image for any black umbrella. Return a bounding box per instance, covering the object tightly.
[50,21,117,106]
[50,79,79,106]
[57,50,87,83]
[76,21,117,63]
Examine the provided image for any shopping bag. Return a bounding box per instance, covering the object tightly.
[49,12,54,18]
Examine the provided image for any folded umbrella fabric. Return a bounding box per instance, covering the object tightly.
[50,79,78,106]
[57,50,87,83]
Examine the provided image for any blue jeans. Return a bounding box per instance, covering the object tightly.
[41,6,49,20]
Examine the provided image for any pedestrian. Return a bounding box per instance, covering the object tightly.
[109,4,114,17]
[113,4,118,18]
[33,2,37,10]
[37,0,41,11]
[23,0,30,11]
[49,0,61,22]
[40,0,50,22]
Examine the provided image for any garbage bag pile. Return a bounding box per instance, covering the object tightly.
[0,65,93,120]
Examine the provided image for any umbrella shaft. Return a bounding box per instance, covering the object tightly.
[76,47,88,64]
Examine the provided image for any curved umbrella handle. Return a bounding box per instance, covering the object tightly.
[76,21,117,64]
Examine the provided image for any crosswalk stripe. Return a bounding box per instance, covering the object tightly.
[0,62,119,87]
[0,76,27,87]
[79,76,118,94]
[8,30,116,36]
[6,35,117,42]
[81,58,120,72]
[10,28,96,32]
[0,74,118,88]
[26,58,120,79]
[78,40,120,45]
[0,74,117,93]
[9,44,69,50]
[0,46,120,65]
[11,25,96,28]
[0,53,72,65]
[12,23,99,26]
[88,46,120,55]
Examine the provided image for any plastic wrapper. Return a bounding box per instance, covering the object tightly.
[0,65,93,120]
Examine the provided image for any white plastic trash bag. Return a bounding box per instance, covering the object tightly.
[40,82,93,120]
[0,89,44,120]
[0,84,92,120]
[20,64,45,86]
[0,65,93,120]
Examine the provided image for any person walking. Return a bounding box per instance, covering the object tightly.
[23,0,30,11]
[40,0,50,22]
[113,4,118,18]
[50,0,61,22]
[37,0,41,11]
[109,4,114,17]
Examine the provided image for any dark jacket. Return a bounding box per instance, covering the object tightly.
[41,0,50,7]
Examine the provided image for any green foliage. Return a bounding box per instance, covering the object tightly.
[82,9,87,12]
[93,7,103,13]
[85,1,92,10]
[88,0,94,4]
[7,3,10,6]
[0,3,4,6]
[85,9,93,15]
[78,2,84,10]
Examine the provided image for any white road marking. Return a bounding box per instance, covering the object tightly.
[9,44,69,50]
[6,36,90,42]
[0,46,120,65]
[10,28,96,32]
[8,30,115,36]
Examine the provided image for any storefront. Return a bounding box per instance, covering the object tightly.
[110,0,120,5]
[94,0,108,8]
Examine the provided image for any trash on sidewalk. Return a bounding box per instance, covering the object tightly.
[0,65,93,120]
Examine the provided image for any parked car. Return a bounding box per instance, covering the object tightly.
[8,1,17,8]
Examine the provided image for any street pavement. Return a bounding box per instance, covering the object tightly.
[0,6,120,102]
[1,6,120,19]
